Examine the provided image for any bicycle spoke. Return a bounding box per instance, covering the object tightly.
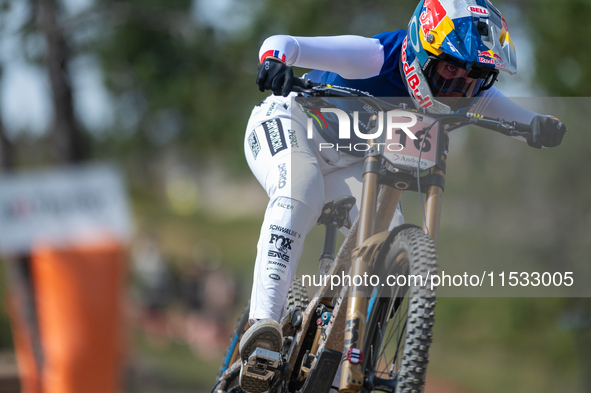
[373,298,409,379]
[370,298,407,379]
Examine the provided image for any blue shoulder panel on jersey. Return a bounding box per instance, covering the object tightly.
[307,30,408,98]
[372,30,407,78]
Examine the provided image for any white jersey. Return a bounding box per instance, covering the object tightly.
[258,33,539,153]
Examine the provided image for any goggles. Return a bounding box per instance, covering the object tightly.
[424,57,499,98]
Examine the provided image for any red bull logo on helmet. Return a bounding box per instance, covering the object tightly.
[478,50,505,68]
[479,50,501,60]
[419,0,448,39]
[401,36,433,109]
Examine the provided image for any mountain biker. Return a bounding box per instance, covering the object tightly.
[239,0,566,391]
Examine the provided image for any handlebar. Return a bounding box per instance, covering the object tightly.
[291,77,533,141]
[465,114,533,139]
[292,77,373,97]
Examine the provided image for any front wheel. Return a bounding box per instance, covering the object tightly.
[362,226,438,393]
[217,301,250,382]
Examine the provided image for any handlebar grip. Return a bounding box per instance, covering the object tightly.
[292,78,308,89]
[512,121,532,133]
[510,121,533,139]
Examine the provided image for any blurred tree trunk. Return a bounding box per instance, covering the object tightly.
[36,0,85,164]
[0,66,13,173]
[0,118,13,172]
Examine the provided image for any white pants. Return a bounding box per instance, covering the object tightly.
[244,94,404,322]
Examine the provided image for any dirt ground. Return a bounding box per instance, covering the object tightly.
[0,351,479,393]
[426,375,479,393]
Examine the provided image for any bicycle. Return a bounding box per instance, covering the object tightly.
[213,78,536,393]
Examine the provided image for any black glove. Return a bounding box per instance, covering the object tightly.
[256,58,294,97]
[528,115,567,148]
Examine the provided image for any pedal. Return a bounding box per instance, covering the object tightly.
[243,348,281,384]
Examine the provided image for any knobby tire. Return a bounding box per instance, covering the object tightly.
[362,227,438,393]
[217,301,250,382]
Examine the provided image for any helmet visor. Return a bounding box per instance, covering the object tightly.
[425,59,497,98]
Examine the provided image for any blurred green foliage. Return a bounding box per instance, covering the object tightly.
[527,0,591,96]
[93,0,419,171]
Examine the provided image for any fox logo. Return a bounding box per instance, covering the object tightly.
[270,234,293,254]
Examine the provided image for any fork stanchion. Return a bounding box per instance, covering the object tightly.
[423,166,445,246]
[356,157,380,246]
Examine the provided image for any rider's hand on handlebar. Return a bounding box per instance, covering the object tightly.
[528,115,567,148]
[256,57,294,97]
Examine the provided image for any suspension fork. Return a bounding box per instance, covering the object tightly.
[423,166,445,246]
[340,140,403,393]
[423,127,448,247]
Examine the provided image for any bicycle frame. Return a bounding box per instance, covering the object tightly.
[241,128,445,393]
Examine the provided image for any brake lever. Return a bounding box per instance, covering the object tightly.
[508,130,532,139]
[507,120,533,140]
[292,86,315,95]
